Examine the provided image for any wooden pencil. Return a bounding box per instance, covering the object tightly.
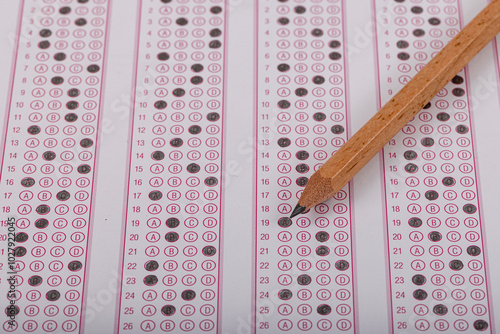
[291,0,500,218]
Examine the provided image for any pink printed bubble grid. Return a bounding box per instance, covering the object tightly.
[373,0,494,332]
[254,0,357,333]
[0,0,110,333]
[116,0,227,333]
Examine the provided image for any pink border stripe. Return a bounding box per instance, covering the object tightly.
[114,0,143,332]
[79,0,114,332]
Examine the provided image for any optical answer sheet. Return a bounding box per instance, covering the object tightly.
[0,0,499,333]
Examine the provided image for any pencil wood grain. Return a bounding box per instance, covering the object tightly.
[293,0,500,215]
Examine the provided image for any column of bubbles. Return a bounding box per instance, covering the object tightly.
[373,0,492,332]
[255,0,356,333]
[0,0,110,333]
[117,0,226,333]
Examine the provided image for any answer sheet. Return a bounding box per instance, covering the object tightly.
[0,0,500,333]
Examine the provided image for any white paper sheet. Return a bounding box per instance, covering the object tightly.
[0,0,500,333]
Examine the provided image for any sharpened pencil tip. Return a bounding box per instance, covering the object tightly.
[290,204,306,218]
